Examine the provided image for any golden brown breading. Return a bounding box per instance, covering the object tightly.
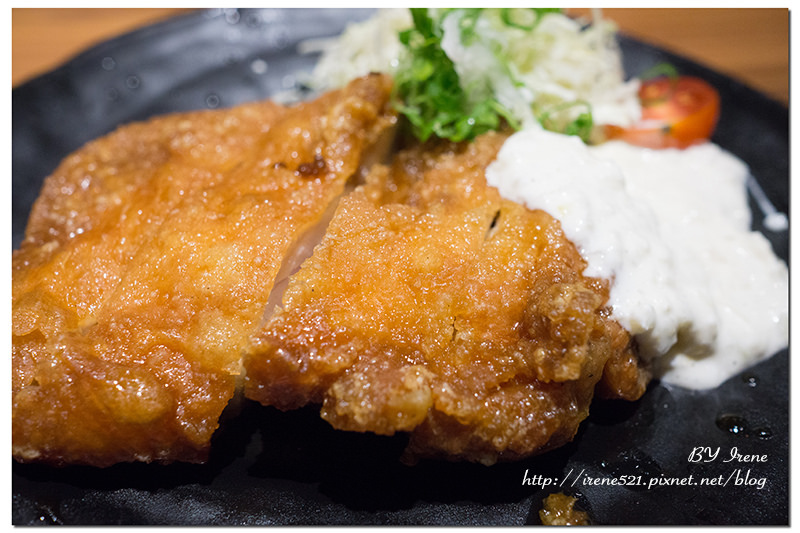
[12,74,396,466]
[244,132,649,465]
[539,493,591,526]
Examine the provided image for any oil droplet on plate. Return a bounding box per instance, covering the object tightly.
[715,414,749,436]
[206,94,221,109]
[126,75,140,90]
[251,58,268,75]
[608,448,662,491]
[755,427,773,440]
[101,56,116,71]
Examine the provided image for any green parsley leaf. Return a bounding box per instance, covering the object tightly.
[392,8,515,142]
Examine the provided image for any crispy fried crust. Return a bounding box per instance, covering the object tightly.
[244,132,649,465]
[12,74,396,466]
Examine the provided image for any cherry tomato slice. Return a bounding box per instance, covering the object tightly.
[605,76,720,149]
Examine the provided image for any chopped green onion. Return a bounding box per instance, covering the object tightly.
[392,8,601,143]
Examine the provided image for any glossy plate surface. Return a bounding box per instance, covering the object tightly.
[12,8,789,526]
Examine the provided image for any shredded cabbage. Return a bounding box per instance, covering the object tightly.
[306,9,412,91]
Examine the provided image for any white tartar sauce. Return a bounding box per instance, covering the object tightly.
[486,126,788,390]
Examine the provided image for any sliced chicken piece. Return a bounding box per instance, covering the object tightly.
[12,74,396,466]
[244,132,649,465]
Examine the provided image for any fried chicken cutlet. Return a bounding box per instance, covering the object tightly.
[244,132,650,465]
[12,74,396,466]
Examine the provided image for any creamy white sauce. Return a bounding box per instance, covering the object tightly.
[486,126,788,389]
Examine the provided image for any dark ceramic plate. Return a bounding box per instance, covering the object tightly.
[12,8,789,526]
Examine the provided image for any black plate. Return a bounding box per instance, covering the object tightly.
[12,8,789,526]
